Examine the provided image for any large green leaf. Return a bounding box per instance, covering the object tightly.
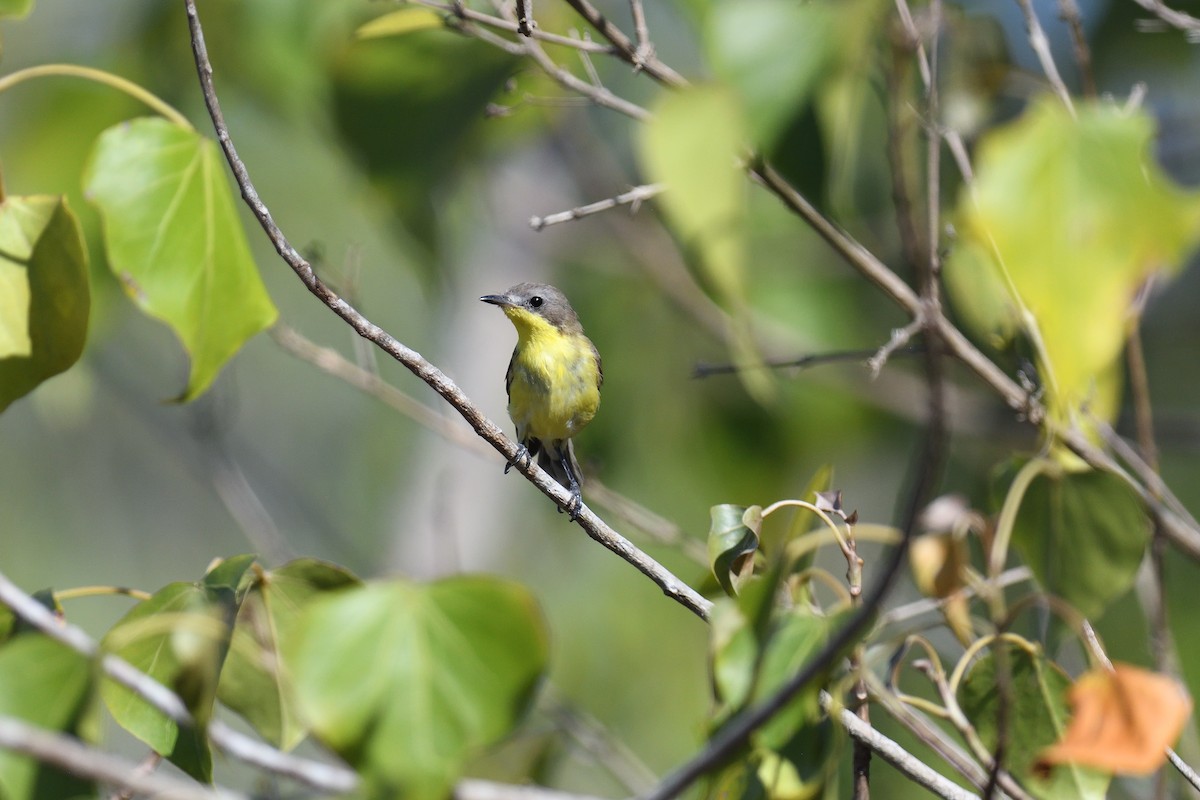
[100,555,255,782]
[0,635,94,800]
[639,85,770,402]
[946,97,1200,426]
[218,559,361,750]
[0,195,89,412]
[706,0,839,148]
[285,575,548,799]
[83,117,278,401]
[1000,459,1149,620]
[958,645,1108,800]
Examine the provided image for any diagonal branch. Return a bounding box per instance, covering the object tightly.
[180,0,708,620]
[559,0,688,87]
[0,717,243,800]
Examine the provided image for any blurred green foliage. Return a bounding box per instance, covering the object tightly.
[3,0,1200,797]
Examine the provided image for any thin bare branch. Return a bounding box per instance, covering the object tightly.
[820,692,980,800]
[530,183,664,230]
[560,0,688,87]
[1129,0,1200,38]
[1057,0,1097,97]
[0,717,241,800]
[409,0,615,52]
[183,0,706,619]
[515,0,535,36]
[1014,0,1075,113]
[628,0,653,66]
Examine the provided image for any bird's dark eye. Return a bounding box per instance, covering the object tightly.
[529,296,543,308]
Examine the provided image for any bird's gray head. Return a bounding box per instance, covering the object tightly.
[480,282,583,334]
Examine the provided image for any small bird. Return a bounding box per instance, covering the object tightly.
[481,283,602,518]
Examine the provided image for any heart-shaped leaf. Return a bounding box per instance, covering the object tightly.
[83,117,277,401]
[285,575,548,799]
[959,643,1109,800]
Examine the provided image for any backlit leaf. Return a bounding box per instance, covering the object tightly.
[285,575,548,799]
[1037,663,1191,776]
[0,195,89,412]
[83,117,278,401]
[0,0,32,19]
[945,97,1200,426]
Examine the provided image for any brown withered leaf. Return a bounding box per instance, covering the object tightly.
[1036,663,1192,776]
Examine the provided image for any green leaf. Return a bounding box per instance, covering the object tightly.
[0,195,89,413]
[357,8,445,38]
[946,97,1200,425]
[83,117,278,401]
[958,644,1109,800]
[0,0,33,19]
[218,559,361,750]
[709,504,762,597]
[706,0,839,148]
[639,85,771,402]
[0,636,94,800]
[710,598,846,750]
[286,575,548,799]
[1000,459,1149,620]
[101,557,255,782]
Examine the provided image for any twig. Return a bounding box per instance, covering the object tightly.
[515,0,535,36]
[0,717,241,800]
[0,568,362,793]
[530,183,664,230]
[819,692,981,800]
[182,0,708,620]
[410,0,615,52]
[628,0,653,66]
[1128,0,1200,38]
[879,567,1033,628]
[544,692,660,794]
[1057,0,1097,97]
[1014,0,1075,114]
[108,752,163,800]
[559,0,688,87]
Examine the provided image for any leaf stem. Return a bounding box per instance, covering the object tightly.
[0,64,193,130]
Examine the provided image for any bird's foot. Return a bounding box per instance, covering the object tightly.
[505,444,532,474]
[557,486,583,521]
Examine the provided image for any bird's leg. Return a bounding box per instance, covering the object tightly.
[506,438,538,474]
[555,449,583,520]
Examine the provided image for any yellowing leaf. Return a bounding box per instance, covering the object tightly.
[0,195,89,412]
[909,532,972,644]
[356,8,445,39]
[1038,663,1192,776]
[945,97,1200,427]
[83,118,278,402]
[639,85,772,401]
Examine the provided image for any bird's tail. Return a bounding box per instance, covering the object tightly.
[538,439,583,491]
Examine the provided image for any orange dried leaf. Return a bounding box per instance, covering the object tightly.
[1037,663,1192,776]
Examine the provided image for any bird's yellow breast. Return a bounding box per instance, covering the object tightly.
[504,307,601,443]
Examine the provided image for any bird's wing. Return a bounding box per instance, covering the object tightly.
[504,348,516,400]
[592,343,604,390]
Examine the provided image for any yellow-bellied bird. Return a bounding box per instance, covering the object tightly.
[481,283,602,518]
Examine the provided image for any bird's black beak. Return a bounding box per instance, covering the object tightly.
[480,293,513,307]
